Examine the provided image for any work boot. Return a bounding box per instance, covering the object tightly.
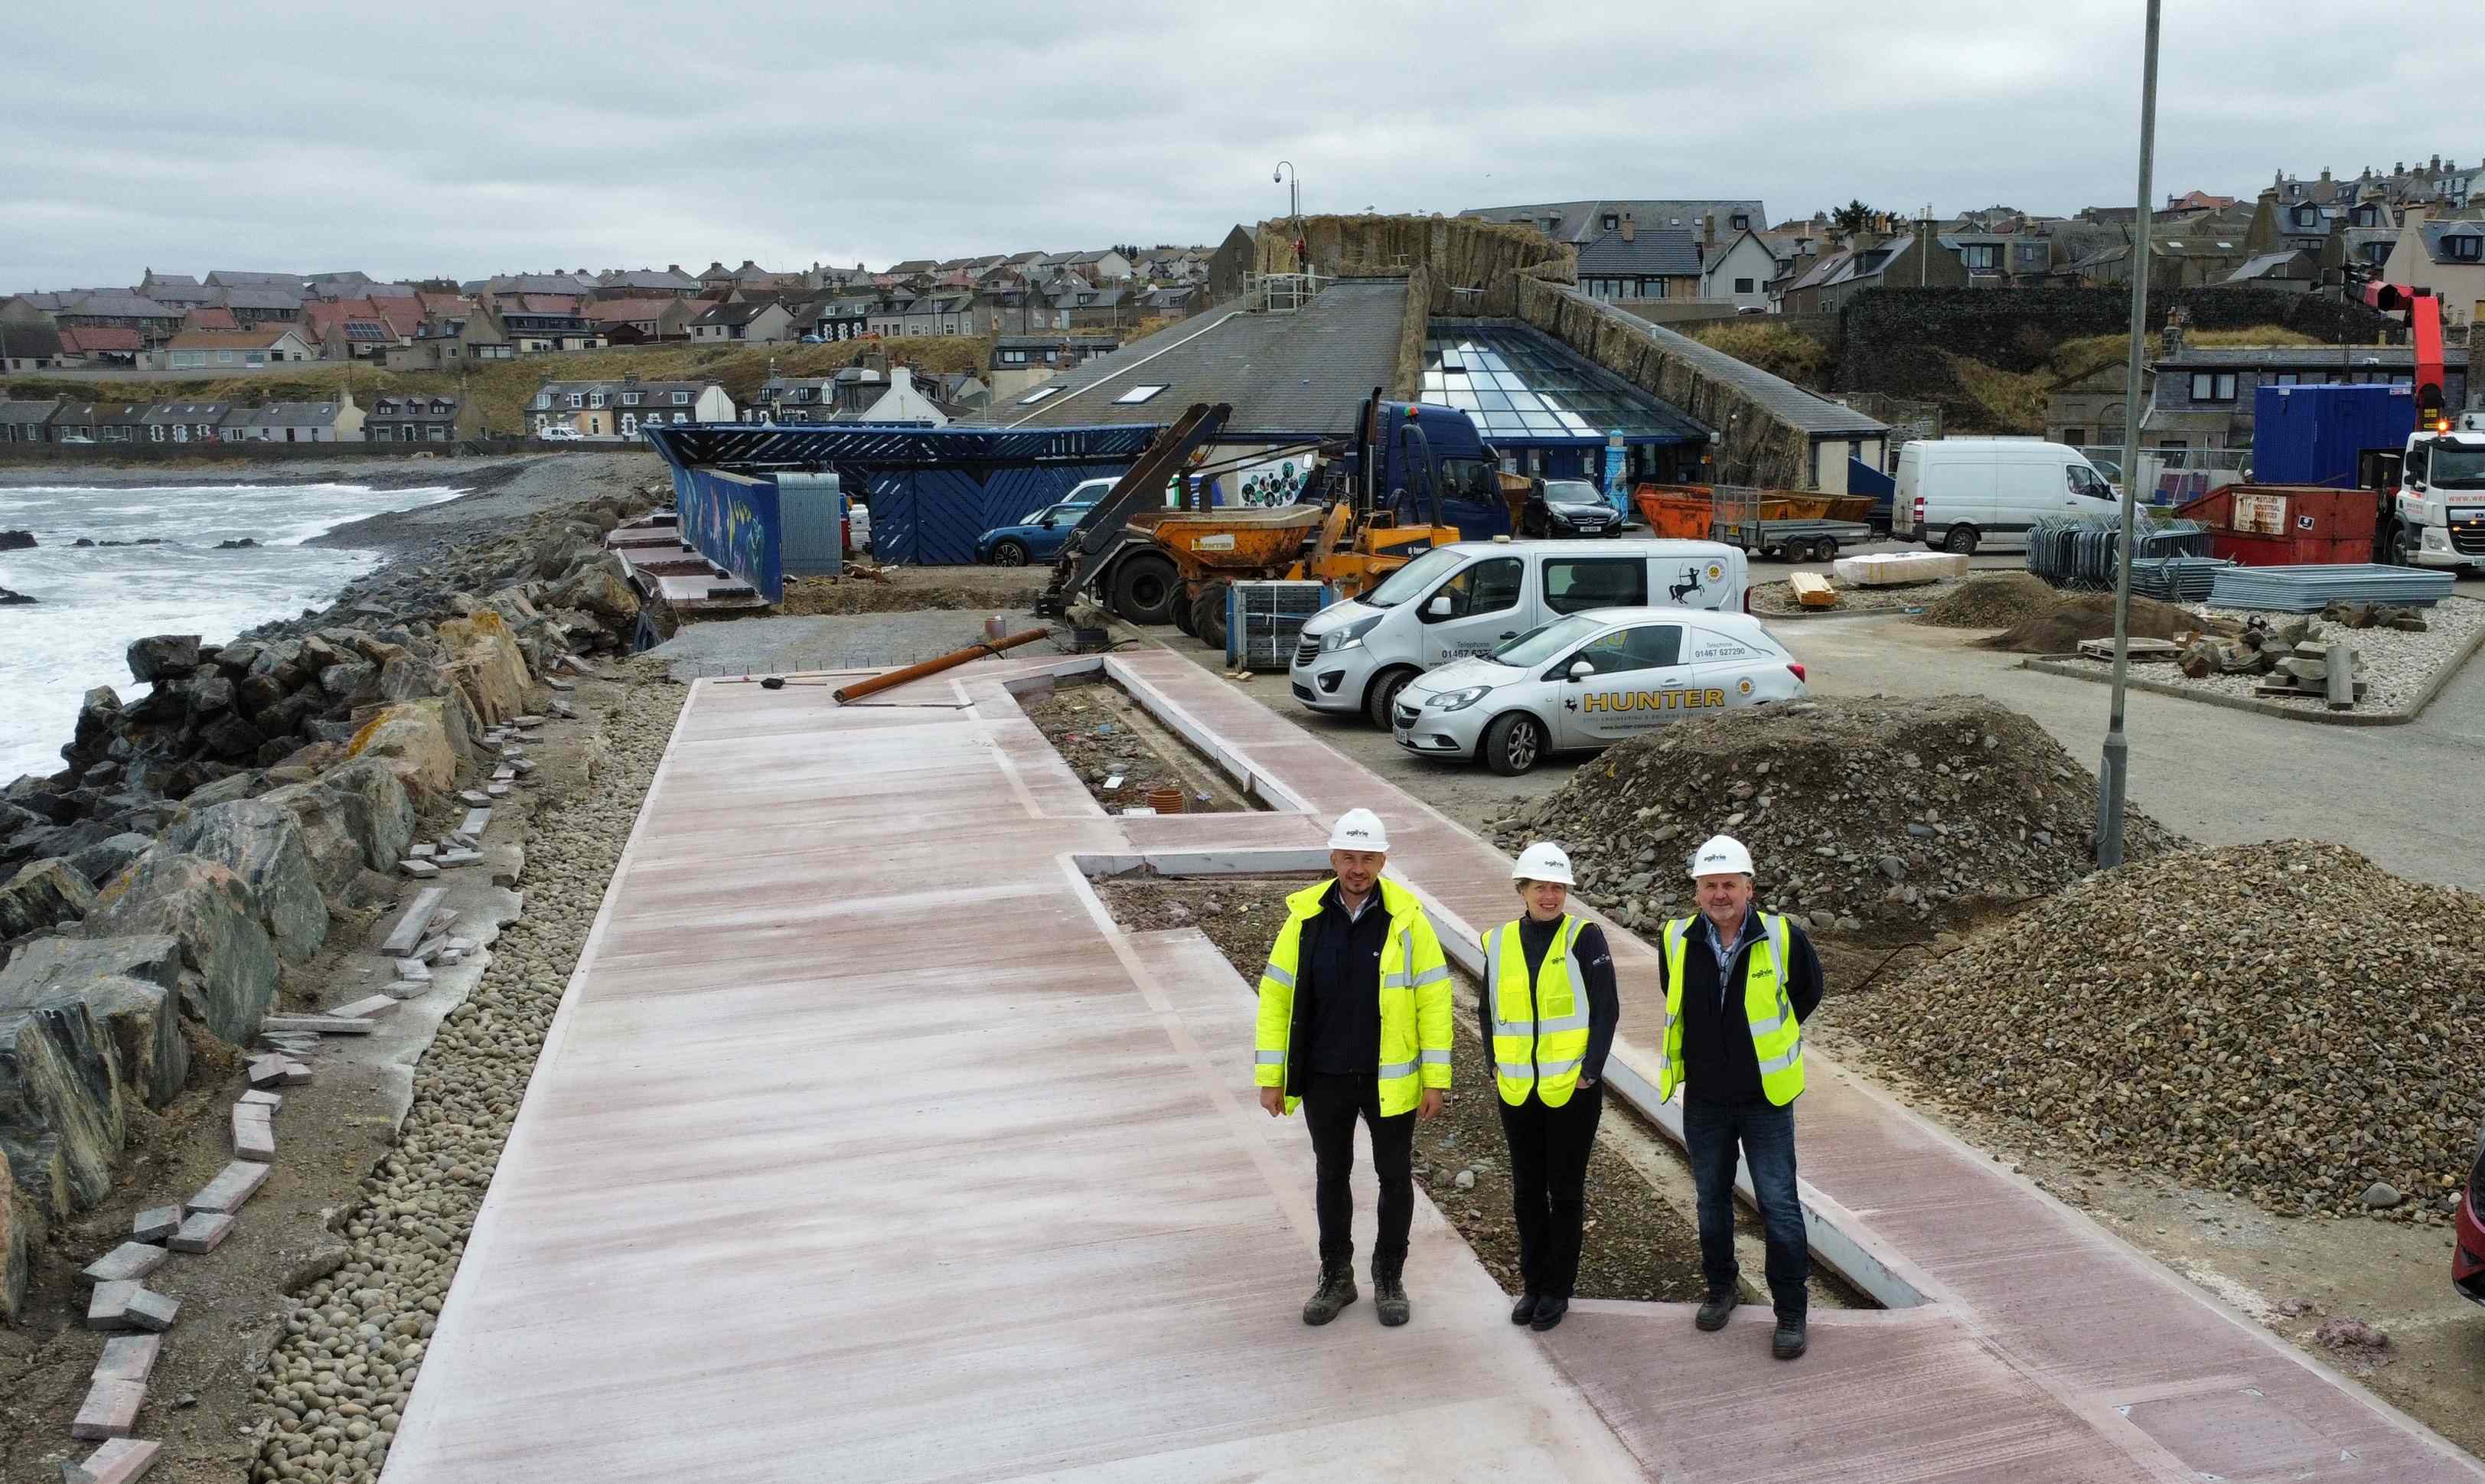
[1373,1264,1410,1327]
[1772,1316,1808,1360]
[1695,1289,1739,1332]
[1301,1264,1358,1326]
[1530,1295,1570,1332]
[1511,1292,1541,1326]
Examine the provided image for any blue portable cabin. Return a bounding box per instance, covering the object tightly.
[2250,383,2415,489]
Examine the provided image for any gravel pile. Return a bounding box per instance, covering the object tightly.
[1750,576,1964,618]
[248,671,686,1482]
[1839,840,2485,1222]
[1973,591,2232,654]
[1915,572,2059,628]
[1487,695,2183,938]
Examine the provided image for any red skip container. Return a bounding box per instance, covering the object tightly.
[2175,484,2376,566]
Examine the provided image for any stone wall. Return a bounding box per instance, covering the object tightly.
[1254,214,1574,318]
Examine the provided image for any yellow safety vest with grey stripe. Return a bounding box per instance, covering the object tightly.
[1254,876,1453,1117]
[1486,915,1592,1107]
[1657,913,1805,1106]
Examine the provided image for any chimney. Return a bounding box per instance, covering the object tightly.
[2160,321,2186,360]
[2320,168,2331,184]
[1703,214,1716,250]
[1619,212,1635,243]
[669,264,681,273]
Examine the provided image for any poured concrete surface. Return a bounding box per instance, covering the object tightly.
[380,651,2485,1483]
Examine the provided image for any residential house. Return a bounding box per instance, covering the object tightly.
[1776,247,1854,315]
[499,295,605,352]
[181,305,243,334]
[2225,250,2320,293]
[597,266,702,296]
[747,377,841,422]
[305,299,402,360]
[585,297,692,343]
[56,292,186,346]
[225,397,364,443]
[1697,225,1780,309]
[142,401,237,444]
[162,326,318,370]
[215,287,305,327]
[1140,285,1200,316]
[386,305,513,370]
[57,403,154,443]
[688,297,793,344]
[527,378,735,437]
[806,294,879,341]
[0,314,65,372]
[2141,325,2470,450]
[865,298,908,338]
[1574,220,1702,301]
[1459,198,1766,246]
[1063,249,1135,282]
[987,334,1120,400]
[56,327,145,366]
[0,398,63,442]
[2045,351,2144,450]
[2380,212,2485,328]
[899,291,976,337]
[934,372,989,412]
[136,270,215,305]
[480,272,599,298]
[830,366,947,426]
[365,393,478,443]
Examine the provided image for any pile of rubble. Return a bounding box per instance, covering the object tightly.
[2175,614,2381,706]
[1486,696,2183,938]
[1838,840,2485,1221]
[1914,572,2059,629]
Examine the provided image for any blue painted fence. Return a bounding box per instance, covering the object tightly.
[674,466,784,603]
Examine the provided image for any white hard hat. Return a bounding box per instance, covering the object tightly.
[1689,833,1753,879]
[1327,807,1390,852]
[1512,841,1575,886]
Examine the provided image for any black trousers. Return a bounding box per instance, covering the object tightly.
[1300,1073,1414,1273]
[1497,1081,1604,1299]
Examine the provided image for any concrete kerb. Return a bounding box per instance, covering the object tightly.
[1061,843,1933,1313]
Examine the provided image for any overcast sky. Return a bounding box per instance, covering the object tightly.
[10,0,2481,290]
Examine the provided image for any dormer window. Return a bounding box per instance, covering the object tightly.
[672,390,690,405]
[1730,214,1749,230]
[566,393,583,409]
[1601,214,1619,230]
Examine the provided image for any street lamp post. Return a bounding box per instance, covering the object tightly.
[2096,0,2161,869]
[1273,161,1300,225]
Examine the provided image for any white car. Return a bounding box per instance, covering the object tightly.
[1391,607,1806,775]
[536,426,584,442]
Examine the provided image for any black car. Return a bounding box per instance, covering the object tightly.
[1522,478,1622,538]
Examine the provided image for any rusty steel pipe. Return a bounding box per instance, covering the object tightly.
[830,627,1052,704]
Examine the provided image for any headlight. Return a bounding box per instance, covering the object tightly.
[1428,685,1493,711]
[1319,615,1383,652]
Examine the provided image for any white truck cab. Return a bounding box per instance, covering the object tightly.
[1290,538,1749,727]
[2395,428,2485,573]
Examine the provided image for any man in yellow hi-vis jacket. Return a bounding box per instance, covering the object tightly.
[1254,808,1452,1328]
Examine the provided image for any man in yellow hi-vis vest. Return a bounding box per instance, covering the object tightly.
[1255,808,1452,1329]
[1660,834,1824,1361]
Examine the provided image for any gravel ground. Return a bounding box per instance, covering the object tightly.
[244,667,686,1483]
[1834,839,2485,1224]
[307,454,662,559]
[777,567,1047,616]
[1094,876,1711,1303]
[1750,576,1962,618]
[2044,597,2485,715]
[1019,677,1255,814]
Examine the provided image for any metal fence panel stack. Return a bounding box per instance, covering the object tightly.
[2206,564,2456,612]
[2027,518,2213,590]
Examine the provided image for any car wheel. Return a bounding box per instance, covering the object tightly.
[1481,712,1544,776]
[1111,553,1180,625]
[1365,666,1417,729]
[1192,582,1230,651]
[989,540,1028,567]
[1942,524,1980,556]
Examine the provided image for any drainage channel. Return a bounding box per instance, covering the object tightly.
[1019,673,1266,815]
[1092,872,1868,1311]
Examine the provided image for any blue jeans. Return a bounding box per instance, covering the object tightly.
[1681,1096,1808,1322]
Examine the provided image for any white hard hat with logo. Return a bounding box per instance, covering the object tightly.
[1512,841,1575,886]
[1689,833,1753,879]
[1327,807,1391,852]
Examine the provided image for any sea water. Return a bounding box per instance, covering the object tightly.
[0,481,467,783]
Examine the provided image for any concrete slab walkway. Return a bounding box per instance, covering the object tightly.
[378,651,2485,1483]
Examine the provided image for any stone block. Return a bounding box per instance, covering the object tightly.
[384,980,427,1000]
[168,1211,234,1254]
[281,1060,310,1085]
[0,857,99,938]
[91,1332,161,1384]
[70,1377,145,1440]
[86,1280,177,1332]
[132,1206,181,1243]
[408,843,437,859]
[232,1105,274,1162]
[158,801,329,965]
[238,1089,281,1110]
[393,957,431,983]
[398,858,440,879]
[457,807,492,837]
[80,1241,168,1287]
[328,995,397,1020]
[436,850,482,868]
[66,1437,162,1484]
[246,1053,288,1088]
[486,783,511,798]
[380,886,446,957]
[185,1159,269,1215]
[86,853,278,1047]
[490,767,516,783]
[458,790,490,807]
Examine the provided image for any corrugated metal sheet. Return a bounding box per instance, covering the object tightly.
[776,471,844,578]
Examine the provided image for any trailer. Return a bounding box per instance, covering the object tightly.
[1632,484,1873,563]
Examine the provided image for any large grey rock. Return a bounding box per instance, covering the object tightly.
[377,654,442,702]
[125,636,201,685]
[0,935,186,1109]
[0,858,98,938]
[198,713,266,760]
[86,856,277,1045]
[0,1180,33,1322]
[559,563,639,629]
[0,998,123,1217]
[67,833,153,887]
[0,934,182,996]
[256,758,413,895]
[159,801,329,964]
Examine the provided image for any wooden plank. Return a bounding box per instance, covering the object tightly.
[382,887,448,957]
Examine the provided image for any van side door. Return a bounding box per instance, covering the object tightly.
[1415,554,1528,666]
[1551,623,1690,747]
[1540,556,1649,618]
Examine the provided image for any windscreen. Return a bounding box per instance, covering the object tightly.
[1491,614,1603,667]
[1362,546,1466,608]
[1544,479,1604,507]
[2428,442,2485,489]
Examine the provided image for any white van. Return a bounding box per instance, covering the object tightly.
[1892,439,2118,555]
[1290,539,1750,726]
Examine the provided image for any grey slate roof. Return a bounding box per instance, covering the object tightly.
[142,401,234,425]
[1575,229,1701,277]
[2418,220,2485,263]
[205,270,305,287]
[217,287,305,309]
[0,399,63,424]
[972,279,1412,436]
[2157,344,2469,370]
[66,293,182,319]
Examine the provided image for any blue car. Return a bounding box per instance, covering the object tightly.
[977,502,1085,566]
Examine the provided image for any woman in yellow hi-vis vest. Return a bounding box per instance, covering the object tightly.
[1659,834,1824,1361]
[1486,842,1619,1332]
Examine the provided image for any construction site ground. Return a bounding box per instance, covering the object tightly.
[364,634,2485,1482]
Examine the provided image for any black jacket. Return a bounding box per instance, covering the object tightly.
[1675,909,1823,1104]
[1477,915,1622,1091]
[1289,883,1391,1085]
